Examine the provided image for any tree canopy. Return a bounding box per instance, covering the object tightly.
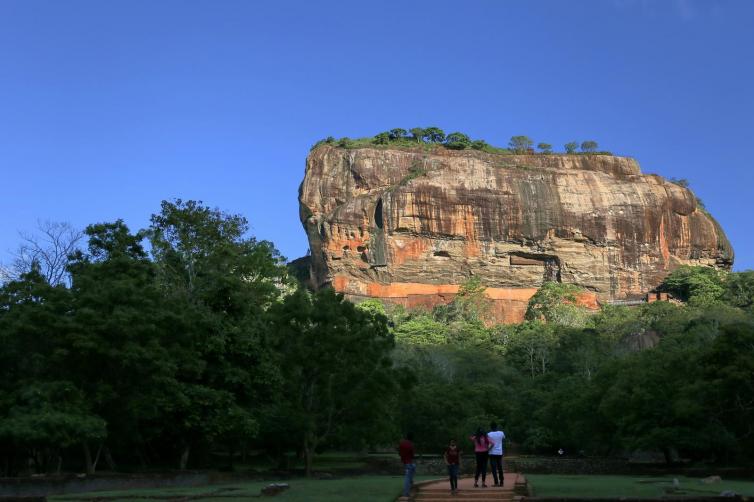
[1,198,751,474]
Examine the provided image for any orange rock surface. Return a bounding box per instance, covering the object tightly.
[298,145,733,323]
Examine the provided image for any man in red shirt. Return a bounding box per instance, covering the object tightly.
[398,432,416,498]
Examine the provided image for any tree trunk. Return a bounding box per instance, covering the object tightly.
[662,446,673,465]
[303,436,315,478]
[179,444,191,470]
[91,444,102,473]
[103,445,117,471]
[83,442,94,475]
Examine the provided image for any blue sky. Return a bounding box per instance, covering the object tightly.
[1,0,753,269]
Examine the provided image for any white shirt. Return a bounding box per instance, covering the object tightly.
[488,430,505,455]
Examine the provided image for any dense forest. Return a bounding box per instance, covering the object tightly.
[1,200,753,477]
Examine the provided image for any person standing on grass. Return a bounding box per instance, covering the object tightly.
[443,439,461,494]
[487,421,506,486]
[469,427,492,488]
[399,432,416,498]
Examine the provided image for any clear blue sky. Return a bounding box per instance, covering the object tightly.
[1,0,753,270]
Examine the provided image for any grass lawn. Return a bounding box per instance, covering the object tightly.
[527,474,754,497]
[51,475,438,502]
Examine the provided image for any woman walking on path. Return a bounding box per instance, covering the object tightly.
[443,439,461,494]
[469,427,492,487]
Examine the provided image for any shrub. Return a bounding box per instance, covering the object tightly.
[445,132,472,150]
[373,132,390,145]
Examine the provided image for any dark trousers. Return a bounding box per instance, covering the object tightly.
[489,454,504,485]
[474,452,489,483]
[447,464,459,490]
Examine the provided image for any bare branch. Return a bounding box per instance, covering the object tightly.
[2,220,83,286]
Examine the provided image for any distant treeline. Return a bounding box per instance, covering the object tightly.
[313,128,609,155]
[1,205,753,477]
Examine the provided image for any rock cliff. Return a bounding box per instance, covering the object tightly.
[298,145,733,323]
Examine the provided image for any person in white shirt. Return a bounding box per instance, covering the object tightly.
[487,422,506,486]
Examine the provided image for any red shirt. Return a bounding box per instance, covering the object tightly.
[399,439,415,464]
[444,447,460,465]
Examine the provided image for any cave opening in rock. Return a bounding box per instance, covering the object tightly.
[433,250,451,258]
[374,199,384,230]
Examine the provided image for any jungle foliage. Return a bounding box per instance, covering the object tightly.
[383,266,754,464]
[1,202,752,476]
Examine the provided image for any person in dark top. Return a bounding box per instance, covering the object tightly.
[398,432,416,498]
[443,439,461,494]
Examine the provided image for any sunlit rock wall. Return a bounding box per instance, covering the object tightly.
[299,145,733,323]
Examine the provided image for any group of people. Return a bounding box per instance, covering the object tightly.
[398,422,506,497]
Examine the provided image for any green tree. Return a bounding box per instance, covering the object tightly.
[337,137,353,148]
[660,265,726,306]
[267,288,399,476]
[509,136,533,153]
[410,127,426,143]
[445,132,471,150]
[471,139,489,150]
[424,127,446,143]
[389,128,407,140]
[700,321,754,460]
[537,142,552,154]
[65,221,182,472]
[394,314,449,346]
[505,321,557,378]
[0,267,106,474]
[396,345,511,450]
[564,141,579,154]
[147,200,287,469]
[525,282,591,327]
[597,330,719,463]
[0,382,106,474]
[723,271,754,311]
[580,140,598,153]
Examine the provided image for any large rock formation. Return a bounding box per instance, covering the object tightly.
[298,145,733,323]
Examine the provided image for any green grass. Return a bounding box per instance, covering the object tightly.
[51,475,437,502]
[527,474,754,497]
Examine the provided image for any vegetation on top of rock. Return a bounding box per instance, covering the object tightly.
[311,129,610,155]
[537,142,553,154]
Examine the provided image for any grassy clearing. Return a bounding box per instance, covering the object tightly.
[527,474,754,497]
[51,475,437,502]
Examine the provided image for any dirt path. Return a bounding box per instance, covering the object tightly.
[402,473,522,502]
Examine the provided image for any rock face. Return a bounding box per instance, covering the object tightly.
[299,145,733,323]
